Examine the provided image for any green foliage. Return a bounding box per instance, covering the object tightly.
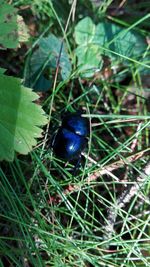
[75,17,95,45]
[0,67,6,74]
[75,17,148,77]
[0,1,150,267]
[0,74,48,161]
[75,17,103,77]
[0,0,18,49]
[25,34,72,91]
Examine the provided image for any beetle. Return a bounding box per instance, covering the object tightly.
[51,111,89,167]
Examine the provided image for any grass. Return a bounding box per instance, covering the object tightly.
[0,0,150,266]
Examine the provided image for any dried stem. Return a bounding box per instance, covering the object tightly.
[103,161,150,244]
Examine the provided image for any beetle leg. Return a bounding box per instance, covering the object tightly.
[72,154,82,176]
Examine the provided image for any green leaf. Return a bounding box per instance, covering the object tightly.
[0,0,18,49]
[75,17,95,45]
[0,67,6,74]
[75,18,103,77]
[25,34,72,91]
[0,74,48,161]
[75,44,103,77]
[74,17,148,77]
[94,21,147,61]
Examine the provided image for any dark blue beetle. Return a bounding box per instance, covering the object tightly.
[51,112,89,162]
